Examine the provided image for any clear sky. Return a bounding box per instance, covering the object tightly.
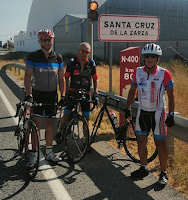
[0,0,33,45]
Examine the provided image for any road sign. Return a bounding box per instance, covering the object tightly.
[98,14,160,42]
[119,47,140,126]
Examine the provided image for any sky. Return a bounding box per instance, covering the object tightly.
[0,0,33,45]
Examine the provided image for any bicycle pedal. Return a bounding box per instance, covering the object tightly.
[14,130,19,136]
[117,143,123,149]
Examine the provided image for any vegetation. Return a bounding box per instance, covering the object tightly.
[1,40,14,50]
[0,54,188,198]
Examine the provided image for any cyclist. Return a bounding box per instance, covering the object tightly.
[125,43,175,185]
[55,42,98,143]
[24,29,65,167]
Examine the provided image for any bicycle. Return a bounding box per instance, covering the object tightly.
[14,101,41,178]
[56,89,95,163]
[90,93,158,163]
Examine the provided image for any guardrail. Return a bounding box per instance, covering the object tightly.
[4,63,188,145]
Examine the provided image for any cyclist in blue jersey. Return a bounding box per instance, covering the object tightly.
[24,29,65,167]
[125,43,175,185]
[55,42,98,144]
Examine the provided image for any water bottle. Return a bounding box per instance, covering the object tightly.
[110,112,118,128]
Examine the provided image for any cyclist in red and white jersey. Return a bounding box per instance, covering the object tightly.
[125,43,175,185]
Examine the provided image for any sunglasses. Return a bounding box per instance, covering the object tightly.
[144,54,158,58]
[41,38,52,42]
[81,49,90,54]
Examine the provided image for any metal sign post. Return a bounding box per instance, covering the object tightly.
[109,42,112,93]
[88,20,93,59]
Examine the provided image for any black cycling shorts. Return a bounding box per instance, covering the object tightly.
[135,108,167,140]
[32,89,57,118]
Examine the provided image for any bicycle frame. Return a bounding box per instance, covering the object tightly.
[90,95,121,145]
[90,93,158,163]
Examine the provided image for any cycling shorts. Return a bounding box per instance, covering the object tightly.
[64,94,91,117]
[135,108,167,140]
[32,89,57,118]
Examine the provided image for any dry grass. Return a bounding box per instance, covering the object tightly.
[2,59,188,198]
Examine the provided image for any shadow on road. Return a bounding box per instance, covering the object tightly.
[0,148,31,200]
[77,147,155,200]
[0,66,24,102]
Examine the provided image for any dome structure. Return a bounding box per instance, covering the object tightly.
[14,0,106,52]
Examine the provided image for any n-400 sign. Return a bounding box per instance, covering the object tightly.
[122,56,139,63]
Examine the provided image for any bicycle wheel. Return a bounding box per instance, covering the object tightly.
[15,120,25,156]
[24,120,40,178]
[64,114,89,163]
[90,109,104,145]
[123,117,158,163]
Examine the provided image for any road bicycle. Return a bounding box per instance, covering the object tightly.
[14,101,41,178]
[90,93,158,163]
[56,89,96,163]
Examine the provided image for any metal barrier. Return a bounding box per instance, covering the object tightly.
[4,63,188,144]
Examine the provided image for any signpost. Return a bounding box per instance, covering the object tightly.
[98,14,160,42]
[119,47,140,125]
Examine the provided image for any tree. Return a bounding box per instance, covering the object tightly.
[3,40,14,49]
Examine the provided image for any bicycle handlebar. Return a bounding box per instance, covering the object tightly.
[99,93,121,109]
[14,101,58,118]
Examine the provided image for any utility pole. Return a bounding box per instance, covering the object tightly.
[87,0,98,60]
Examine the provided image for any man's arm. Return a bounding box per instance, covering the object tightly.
[24,68,33,96]
[93,78,98,96]
[126,85,137,110]
[166,87,175,113]
[58,71,66,96]
[65,77,70,95]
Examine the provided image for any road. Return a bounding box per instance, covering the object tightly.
[0,50,10,56]
[0,65,187,200]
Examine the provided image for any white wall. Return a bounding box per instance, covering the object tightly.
[14,31,26,52]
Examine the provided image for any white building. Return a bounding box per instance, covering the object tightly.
[14,0,106,52]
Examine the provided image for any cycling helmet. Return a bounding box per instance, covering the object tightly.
[38,29,55,39]
[142,43,162,56]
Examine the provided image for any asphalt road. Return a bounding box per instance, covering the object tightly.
[0,64,187,200]
[0,50,10,56]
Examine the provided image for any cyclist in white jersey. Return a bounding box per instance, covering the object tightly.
[125,43,175,185]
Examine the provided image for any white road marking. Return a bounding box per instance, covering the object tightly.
[0,88,72,200]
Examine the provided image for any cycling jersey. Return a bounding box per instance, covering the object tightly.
[64,56,98,94]
[131,65,174,111]
[26,50,64,92]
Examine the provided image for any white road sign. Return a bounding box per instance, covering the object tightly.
[98,14,160,42]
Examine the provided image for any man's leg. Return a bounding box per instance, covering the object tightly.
[55,114,70,144]
[155,139,168,184]
[155,140,168,171]
[58,114,70,131]
[130,135,149,178]
[45,117,62,162]
[137,135,148,166]
[33,116,42,133]
[45,118,55,146]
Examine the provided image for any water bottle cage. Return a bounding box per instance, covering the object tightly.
[115,127,124,148]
